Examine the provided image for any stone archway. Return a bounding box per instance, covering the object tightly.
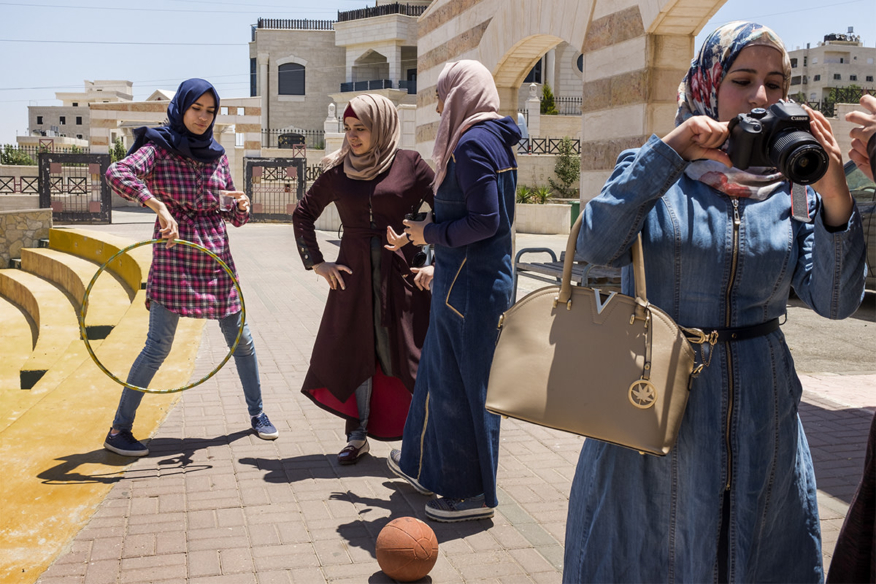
[415,0,728,199]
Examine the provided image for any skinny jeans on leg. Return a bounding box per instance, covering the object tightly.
[112,302,263,431]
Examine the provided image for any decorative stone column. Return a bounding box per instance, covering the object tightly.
[526,83,541,139]
[389,45,403,88]
[324,104,346,155]
[545,49,556,91]
[258,53,270,131]
[324,103,339,135]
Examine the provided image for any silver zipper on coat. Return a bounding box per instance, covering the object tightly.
[724,197,741,491]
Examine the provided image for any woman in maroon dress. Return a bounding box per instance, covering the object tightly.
[292,94,434,464]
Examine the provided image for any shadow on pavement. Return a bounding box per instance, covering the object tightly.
[799,401,873,504]
[38,429,252,484]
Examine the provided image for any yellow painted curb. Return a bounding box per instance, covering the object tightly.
[0,290,205,584]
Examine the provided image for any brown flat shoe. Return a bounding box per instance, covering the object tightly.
[338,440,370,465]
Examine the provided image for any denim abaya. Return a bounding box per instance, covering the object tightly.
[398,121,518,508]
[562,136,866,583]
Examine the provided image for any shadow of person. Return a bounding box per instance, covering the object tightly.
[329,485,494,561]
[37,429,252,485]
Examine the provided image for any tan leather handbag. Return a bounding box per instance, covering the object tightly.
[486,216,705,456]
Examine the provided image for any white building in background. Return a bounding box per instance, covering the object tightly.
[248,0,585,145]
[788,31,876,103]
[25,80,134,143]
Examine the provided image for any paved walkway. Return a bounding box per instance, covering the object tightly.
[34,210,875,583]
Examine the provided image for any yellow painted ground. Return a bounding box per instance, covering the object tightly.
[0,291,205,584]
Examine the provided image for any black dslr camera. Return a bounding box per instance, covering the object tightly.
[726,101,829,184]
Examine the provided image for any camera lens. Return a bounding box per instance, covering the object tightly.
[769,130,829,184]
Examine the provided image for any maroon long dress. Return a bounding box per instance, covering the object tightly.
[291,149,434,440]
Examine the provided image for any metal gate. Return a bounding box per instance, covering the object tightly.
[244,155,307,222]
[38,152,112,224]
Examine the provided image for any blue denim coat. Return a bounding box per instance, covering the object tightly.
[399,120,518,508]
[563,136,866,583]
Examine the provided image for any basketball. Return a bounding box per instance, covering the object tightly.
[375,517,439,581]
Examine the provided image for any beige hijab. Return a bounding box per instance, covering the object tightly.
[321,94,400,181]
[431,60,503,193]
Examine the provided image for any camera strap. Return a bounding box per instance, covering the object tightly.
[790,183,812,223]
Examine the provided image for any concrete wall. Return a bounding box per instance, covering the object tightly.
[517,154,559,189]
[27,105,91,140]
[0,209,52,268]
[515,203,571,235]
[539,115,581,140]
[250,29,347,133]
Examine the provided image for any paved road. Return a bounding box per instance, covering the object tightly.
[33,210,875,583]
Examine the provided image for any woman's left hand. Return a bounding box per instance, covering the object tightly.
[221,190,250,213]
[385,226,410,250]
[411,265,434,291]
[403,214,431,246]
[802,104,853,227]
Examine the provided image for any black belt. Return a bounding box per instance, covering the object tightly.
[710,318,781,343]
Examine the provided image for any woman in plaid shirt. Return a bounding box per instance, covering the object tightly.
[103,78,278,458]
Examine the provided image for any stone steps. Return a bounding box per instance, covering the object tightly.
[0,294,33,399]
[21,247,131,340]
[0,269,80,389]
[49,227,151,294]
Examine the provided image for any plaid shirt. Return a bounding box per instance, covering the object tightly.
[106,144,248,319]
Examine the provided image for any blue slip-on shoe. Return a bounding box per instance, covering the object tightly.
[251,412,279,440]
[103,428,149,457]
[425,495,494,522]
[387,449,433,495]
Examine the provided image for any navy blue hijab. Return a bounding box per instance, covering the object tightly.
[128,78,225,163]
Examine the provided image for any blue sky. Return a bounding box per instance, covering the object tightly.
[0,0,873,145]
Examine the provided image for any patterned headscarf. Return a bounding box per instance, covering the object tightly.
[677,22,794,199]
[321,94,399,181]
[676,21,791,126]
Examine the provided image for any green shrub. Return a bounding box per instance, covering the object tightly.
[541,83,559,115]
[0,145,35,166]
[548,137,580,198]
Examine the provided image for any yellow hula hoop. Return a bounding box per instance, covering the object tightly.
[79,238,246,394]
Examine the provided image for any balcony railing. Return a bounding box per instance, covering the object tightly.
[339,79,394,92]
[337,3,427,23]
[255,18,335,31]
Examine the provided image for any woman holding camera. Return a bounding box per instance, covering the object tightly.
[292,94,434,465]
[563,22,865,582]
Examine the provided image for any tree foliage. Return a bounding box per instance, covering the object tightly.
[548,137,580,198]
[0,145,36,166]
[110,137,127,163]
[541,83,559,115]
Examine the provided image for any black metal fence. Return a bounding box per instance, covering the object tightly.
[244,157,308,222]
[517,138,580,155]
[261,129,325,150]
[1,144,90,166]
[338,3,427,22]
[38,152,111,224]
[796,87,872,117]
[555,96,583,116]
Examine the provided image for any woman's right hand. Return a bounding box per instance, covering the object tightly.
[313,261,352,291]
[145,198,179,248]
[662,116,732,166]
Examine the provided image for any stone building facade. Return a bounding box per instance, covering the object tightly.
[788,33,876,103]
[26,81,133,143]
[414,0,727,201]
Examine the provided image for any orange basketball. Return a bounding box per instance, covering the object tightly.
[375,517,439,582]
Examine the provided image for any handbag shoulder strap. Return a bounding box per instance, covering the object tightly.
[559,214,648,307]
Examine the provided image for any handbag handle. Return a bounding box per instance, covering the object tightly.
[558,214,648,307]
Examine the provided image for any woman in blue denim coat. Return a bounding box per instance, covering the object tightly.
[563,22,866,583]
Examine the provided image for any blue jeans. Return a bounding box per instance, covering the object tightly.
[112,302,263,431]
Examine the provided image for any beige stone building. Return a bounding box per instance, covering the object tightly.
[414,0,728,201]
[788,32,876,103]
[26,80,133,143]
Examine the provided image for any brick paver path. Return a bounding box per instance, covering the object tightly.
[35,215,875,583]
